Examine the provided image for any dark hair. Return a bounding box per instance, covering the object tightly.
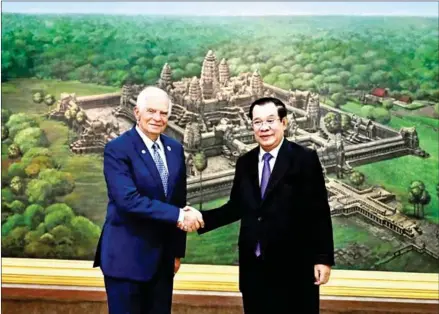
[248,97,287,120]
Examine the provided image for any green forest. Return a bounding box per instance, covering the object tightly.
[2,14,438,102]
[1,14,438,270]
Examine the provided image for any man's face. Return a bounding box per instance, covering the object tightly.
[252,102,286,151]
[134,94,169,140]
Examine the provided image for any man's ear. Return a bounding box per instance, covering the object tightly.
[281,117,288,129]
[133,106,139,122]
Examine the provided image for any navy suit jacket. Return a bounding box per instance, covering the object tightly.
[93,126,187,282]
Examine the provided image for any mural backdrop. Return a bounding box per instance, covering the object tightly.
[1,2,438,273]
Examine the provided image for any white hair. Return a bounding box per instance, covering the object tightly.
[136,86,173,117]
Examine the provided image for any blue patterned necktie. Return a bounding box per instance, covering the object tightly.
[152,142,169,196]
[256,152,273,256]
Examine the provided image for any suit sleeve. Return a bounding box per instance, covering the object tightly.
[198,156,243,234]
[307,150,335,266]
[174,147,187,258]
[103,143,180,223]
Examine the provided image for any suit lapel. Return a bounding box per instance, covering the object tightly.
[129,127,165,198]
[261,139,294,205]
[247,148,262,205]
[160,134,179,201]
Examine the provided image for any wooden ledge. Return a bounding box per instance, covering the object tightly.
[2,258,439,300]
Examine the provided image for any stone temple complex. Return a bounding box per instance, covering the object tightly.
[47,50,437,262]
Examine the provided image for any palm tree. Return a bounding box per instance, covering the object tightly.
[193,150,208,210]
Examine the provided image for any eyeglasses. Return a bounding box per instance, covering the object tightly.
[252,118,280,129]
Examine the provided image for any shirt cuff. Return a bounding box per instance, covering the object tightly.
[178,208,184,223]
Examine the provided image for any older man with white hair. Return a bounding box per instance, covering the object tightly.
[94,86,203,314]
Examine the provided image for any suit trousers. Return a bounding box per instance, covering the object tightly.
[104,256,174,314]
[241,255,290,314]
[241,254,319,314]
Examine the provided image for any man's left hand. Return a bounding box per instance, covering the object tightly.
[314,264,331,285]
[174,258,181,274]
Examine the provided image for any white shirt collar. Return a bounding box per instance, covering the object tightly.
[259,137,284,162]
[135,125,164,150]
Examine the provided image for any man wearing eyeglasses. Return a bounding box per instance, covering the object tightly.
[197,97,335,313]
[93,86,203,314]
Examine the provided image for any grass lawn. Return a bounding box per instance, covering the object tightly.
[375,250,439,273]
[185,197,240,265]
[2,78,119,114]
[340,101,439,223]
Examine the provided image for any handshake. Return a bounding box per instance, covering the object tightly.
[177,206,204,232]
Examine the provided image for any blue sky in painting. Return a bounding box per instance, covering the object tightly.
[2,2,438,17]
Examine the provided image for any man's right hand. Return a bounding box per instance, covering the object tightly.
[177,206,204,232]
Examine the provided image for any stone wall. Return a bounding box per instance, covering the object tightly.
[77,93,121,109]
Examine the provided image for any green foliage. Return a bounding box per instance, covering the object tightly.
[349,171,365,187]
[1,108,12,124]
[361,105,375,120]
[2,226,30,257]
[44,94,56,106]
[23,204,45,229]
[408,180,431,218]
[50,225,74,245]
[9,200,26,214]
[1,214,25,236]
[70,216,101,258]
[39,232,56,245]
[44,203,74,230]
[5,113,38,139]
[434,103,439,116]
[323,112,341,134]
[2,187,15,204]
[8,143,21,159]
[382,99,394,110]
[33,92,44,103]
[193,151,208,172]
[26,179,52,205]
[10,176,24,194]
[25,156,55,178]
[373,107,391,124]
[39,169,75,196]
[24,224,46,244]
[7,162,26,178]
[340,114,352,131]
[2,125,9,141]
[23,241,53,258]
[14,127,49,154]
[330,93,346,108]
[21,147,52,166]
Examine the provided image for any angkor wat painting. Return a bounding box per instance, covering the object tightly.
[2,2,438,273]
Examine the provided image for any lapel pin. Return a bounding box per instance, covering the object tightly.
[167,146,171,151]
[141,150,146,154]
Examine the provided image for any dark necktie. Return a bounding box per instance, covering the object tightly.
[260,152,273,198]
[256,152,273,256]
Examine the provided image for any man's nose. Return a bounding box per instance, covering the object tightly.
[259,124,270,131]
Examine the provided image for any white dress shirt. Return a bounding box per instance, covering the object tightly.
[135,125,168,173]
[258,137,284,185]
[135,125,184,223]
